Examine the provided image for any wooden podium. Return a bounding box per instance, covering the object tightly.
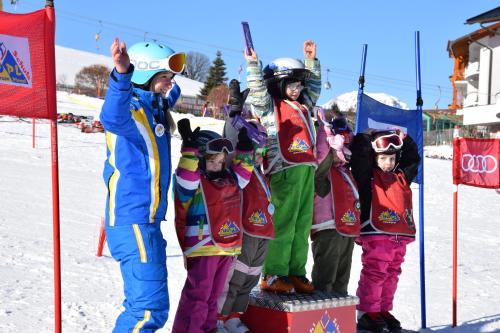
[241,290,358,333]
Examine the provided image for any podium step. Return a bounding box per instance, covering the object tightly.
[242,289,359,333]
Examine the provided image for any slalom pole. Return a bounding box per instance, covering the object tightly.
[452,132,460,327]
[354,44,367,134]
[452,183,458,327]
[32,118,36,148]
[415,31,426,329]
[96,217,107,256]
[45,1,62,332]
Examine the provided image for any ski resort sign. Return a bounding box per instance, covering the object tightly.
[0,34,33,88]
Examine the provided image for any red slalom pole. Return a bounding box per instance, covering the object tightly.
[452,183,458,327]
[96,218,106,257]
[32,118,36,148]
[50,118,62,333]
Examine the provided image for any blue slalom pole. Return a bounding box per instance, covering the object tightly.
[355,44,368,134]
[415,31,426,330]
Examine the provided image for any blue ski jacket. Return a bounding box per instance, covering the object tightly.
[101,66,180,226]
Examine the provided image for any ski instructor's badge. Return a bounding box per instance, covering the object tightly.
[155,123,165,137]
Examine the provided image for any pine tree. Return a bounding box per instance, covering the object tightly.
[199,50,227,98]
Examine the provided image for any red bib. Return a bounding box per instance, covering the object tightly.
[274,99,316,165]
[330,167,361,237]
[242,169,274,239]
[200,175,243,249]
[370,169,416,236]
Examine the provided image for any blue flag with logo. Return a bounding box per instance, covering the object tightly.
[355,92,423,184]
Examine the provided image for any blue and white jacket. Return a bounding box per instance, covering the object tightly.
[101,66,181,226]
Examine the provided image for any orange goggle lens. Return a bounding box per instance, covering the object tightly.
[167,52,186,74]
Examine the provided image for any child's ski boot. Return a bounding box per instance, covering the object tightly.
[380,311,402,332]
[259,275,294,294]
[356,312,387,333]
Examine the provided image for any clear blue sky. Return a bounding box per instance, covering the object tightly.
[3,0,498,108]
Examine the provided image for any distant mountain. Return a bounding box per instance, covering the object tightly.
[321,91,409,112]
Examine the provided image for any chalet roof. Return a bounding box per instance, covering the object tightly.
[466,6,500,25]
[447,22,500,58]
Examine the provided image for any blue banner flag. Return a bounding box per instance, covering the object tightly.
[355,92,423,184]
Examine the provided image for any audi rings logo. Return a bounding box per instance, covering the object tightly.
[461,154,498,174]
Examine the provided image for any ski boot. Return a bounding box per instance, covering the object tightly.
[289,275,315,294]
[356,312,387,333]
[259,275,294,294]
[380,311,402,332]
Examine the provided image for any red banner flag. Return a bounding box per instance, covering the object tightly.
[0,7,56,119]
[453,138,500,189]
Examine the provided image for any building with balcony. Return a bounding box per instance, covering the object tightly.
[447,6,500,136]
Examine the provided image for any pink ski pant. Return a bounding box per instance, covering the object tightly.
[172,255,233,333]
[356,235,414,312]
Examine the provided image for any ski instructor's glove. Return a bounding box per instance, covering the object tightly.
[236,127,253,151]
[228,79,249,117]
[177,118,200,149]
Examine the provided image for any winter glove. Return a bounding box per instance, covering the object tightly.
[228,79,249,117]
[236,127,253,151]
[177,118,200,149]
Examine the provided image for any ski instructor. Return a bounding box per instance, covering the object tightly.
[100,37,185,332]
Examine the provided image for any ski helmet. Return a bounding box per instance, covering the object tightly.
[128,41,186,86]
[330,117,354,145]
[263,58,311,99]
[371,130,403,155]
[195,130,233,156]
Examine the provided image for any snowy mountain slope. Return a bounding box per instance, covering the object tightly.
[322,91,410,111]
[0,93,499,332]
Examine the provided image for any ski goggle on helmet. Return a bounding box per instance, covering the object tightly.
[206,138,234,155]
[128,41,186,85]
[195,130,234,156]
[371,131,403,154]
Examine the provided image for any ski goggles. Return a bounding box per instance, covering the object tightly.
[206,138,234,155]
[371,133,403,153]
[159,52,186,74]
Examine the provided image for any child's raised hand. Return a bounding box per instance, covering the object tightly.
[111,38,130,74]
[177,118,200,148]
[244,48,258,63]
[304,40,316,60]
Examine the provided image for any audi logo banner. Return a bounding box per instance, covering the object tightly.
[453,138,500,189]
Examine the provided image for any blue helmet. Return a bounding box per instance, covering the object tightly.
[128,41,186,85]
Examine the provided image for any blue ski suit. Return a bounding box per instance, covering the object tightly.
[100,66,180,332]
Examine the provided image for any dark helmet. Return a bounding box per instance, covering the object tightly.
[263,58,311,99]
[194,130,234,156]
[194,130,221,156]
[330,116,353,145]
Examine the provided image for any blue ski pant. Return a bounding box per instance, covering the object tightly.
[106,222,169,333]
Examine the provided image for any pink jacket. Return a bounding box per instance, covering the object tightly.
[312,125,336,234]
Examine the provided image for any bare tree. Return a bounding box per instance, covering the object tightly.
[185,51,210,82]
[74,64,110,97]
[207,84,229,119]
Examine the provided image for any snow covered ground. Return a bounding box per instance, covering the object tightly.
[0,93,499,332]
